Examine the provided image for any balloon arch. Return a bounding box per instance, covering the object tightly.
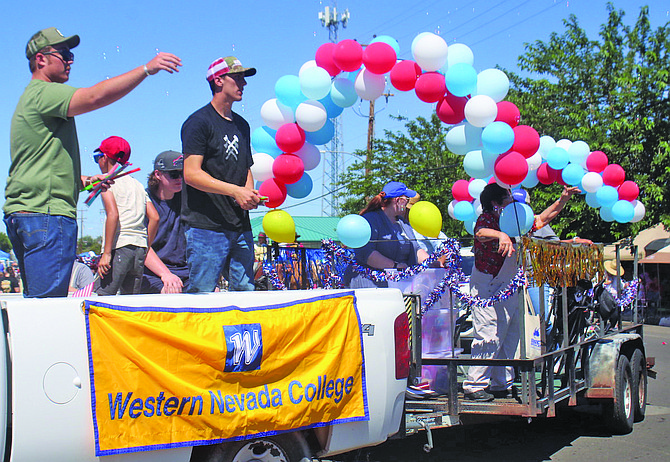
[251,33,645,246]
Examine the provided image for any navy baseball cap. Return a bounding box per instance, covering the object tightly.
[382,181,417,198]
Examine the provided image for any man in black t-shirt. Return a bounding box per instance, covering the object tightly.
[181,57,262,292]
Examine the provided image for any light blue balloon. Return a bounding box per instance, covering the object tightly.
[446,123,482,155]
[304,118,334,146]
[538,135,556,158]
[330,77,358,108]
[476,68,510,102]
[561,163,585,186]
[521,169,539,188]
[286,172,313,199]
[275,75,306,109]
[251,126,281,157]
[481,121,515,154]
[600,206,614,222]
[611,200,635,223]
[318,93,344,118]
[568,140,590,165]
[453,201,475,221]
[446,43,474,69]
[585,192,600,208]
[300,66,332,100]
[463,150,494,179]
[499,202,534,237]
[595,185,619,208]
[371,35,400,55]
[546,147,569,170]
[464,217,475,235]
[337,214,372,248]
[445,63,478,97]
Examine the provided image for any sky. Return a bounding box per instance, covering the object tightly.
[1,0,668,238]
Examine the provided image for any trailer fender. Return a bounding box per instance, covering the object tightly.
[585,333,642,399]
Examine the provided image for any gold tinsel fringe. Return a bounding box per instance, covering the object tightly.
[521,237,605,288]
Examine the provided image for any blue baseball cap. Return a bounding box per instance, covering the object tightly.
[382,181,417,198]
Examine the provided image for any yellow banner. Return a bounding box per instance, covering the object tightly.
[84,292,368,456]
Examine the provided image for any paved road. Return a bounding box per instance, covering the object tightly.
[332,325,669,462]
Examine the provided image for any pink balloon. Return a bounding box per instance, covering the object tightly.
[259,178,287,208]
[333,39,363,72]
[512,125,540,158]
[602,163,626,187]
[272,154,305,185]
[586,151,608,172]
[451,179,473,202]
[390,60,422,91]
[275,123,306,154]
[436,92,467,124]
[362,42,397,75]
[495,152,528,186]
[495,101,520,128]
[415,72,446,103]
[315,42,340,77]
[537,163,559,185]
[618,181,639,201]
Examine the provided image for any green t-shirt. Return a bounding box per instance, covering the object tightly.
[4,79,81,218]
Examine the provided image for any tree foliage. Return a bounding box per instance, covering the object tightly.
[77,235,102,255]
[337,113,470,239]
[504,3,670,241]
[0,233,11,253]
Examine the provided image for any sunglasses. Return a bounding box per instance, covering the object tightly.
[93,153,104,163]
[42,48,74,62]
[164,170,182,179]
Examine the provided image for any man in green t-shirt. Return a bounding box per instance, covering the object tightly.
[4,27,182,298]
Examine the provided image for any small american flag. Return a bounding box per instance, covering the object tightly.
[71,280,95,298]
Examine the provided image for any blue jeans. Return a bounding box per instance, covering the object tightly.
[4,213,77,298]
[185,227,255,292]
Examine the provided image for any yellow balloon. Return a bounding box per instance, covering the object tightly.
[408,201,442,238]
[262,210,296,243]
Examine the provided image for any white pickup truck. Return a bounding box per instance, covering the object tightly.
[0,288,409,462]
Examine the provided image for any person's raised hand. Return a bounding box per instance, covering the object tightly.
[146,52,182,75]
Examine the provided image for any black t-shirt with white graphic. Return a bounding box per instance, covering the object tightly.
[180,104,254,232]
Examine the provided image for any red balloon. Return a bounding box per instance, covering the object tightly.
[602,163,626,187]
[333,39,363,72]
[536,162,560,185]
[362,42,397,75]
[495,101,521,128]
[315,42,340,77]
[415,72,446,103]
[512,125,540,158]
[618,181,639,201]
[436,92,467,124]
[452,179,472,202]
[259,178,287,208]
[272,154,305,185]
[586,150,608,172]
[494,151,528,186]
[275,123,305,154]
[390,60,422,91]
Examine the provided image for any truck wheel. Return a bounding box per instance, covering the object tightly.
[604,354,634,434]
[631,348,647,422]
[191,433,311,462]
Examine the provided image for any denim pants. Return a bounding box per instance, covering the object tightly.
[185,227,255,292]
[4,213,77,298]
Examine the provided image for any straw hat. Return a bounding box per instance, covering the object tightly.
[604,260,624,277]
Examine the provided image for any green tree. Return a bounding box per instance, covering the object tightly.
[337,113,469,238]
[77,235,102,255]
[504,3,670,242]
[0,233,11,253]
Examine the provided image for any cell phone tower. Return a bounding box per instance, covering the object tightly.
[318,2,350,217]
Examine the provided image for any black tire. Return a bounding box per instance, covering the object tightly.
[631,348,647,422]
[604,354,634,434]
[191,433,311,462]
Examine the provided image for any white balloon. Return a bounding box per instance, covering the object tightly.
[538,135,556,159]
[295,100,328,132]
[556,138,573,151]
[581,171,603,193]
[476,68,509,102]
[464,95,497,127]
[527,152,542,171]
[631,200,646,223]
[412,32,448,71]
[260,98,294,130]
[250,153,275,182]
[354,69,386,101]
[447,200,458,219]
[468,178,487,199]
[294,142,321,171]
[473,198,483,216]
[299,60,317,77]
[446,43,474,68]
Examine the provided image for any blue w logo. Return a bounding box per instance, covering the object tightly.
[223,323,263,372]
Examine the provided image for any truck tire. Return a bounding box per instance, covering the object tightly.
[604,354,634,434]
[631,348,647,422]
[191,433,311,462]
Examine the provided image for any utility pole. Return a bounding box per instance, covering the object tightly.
[365,91,393,177]
[318,1,349,217]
